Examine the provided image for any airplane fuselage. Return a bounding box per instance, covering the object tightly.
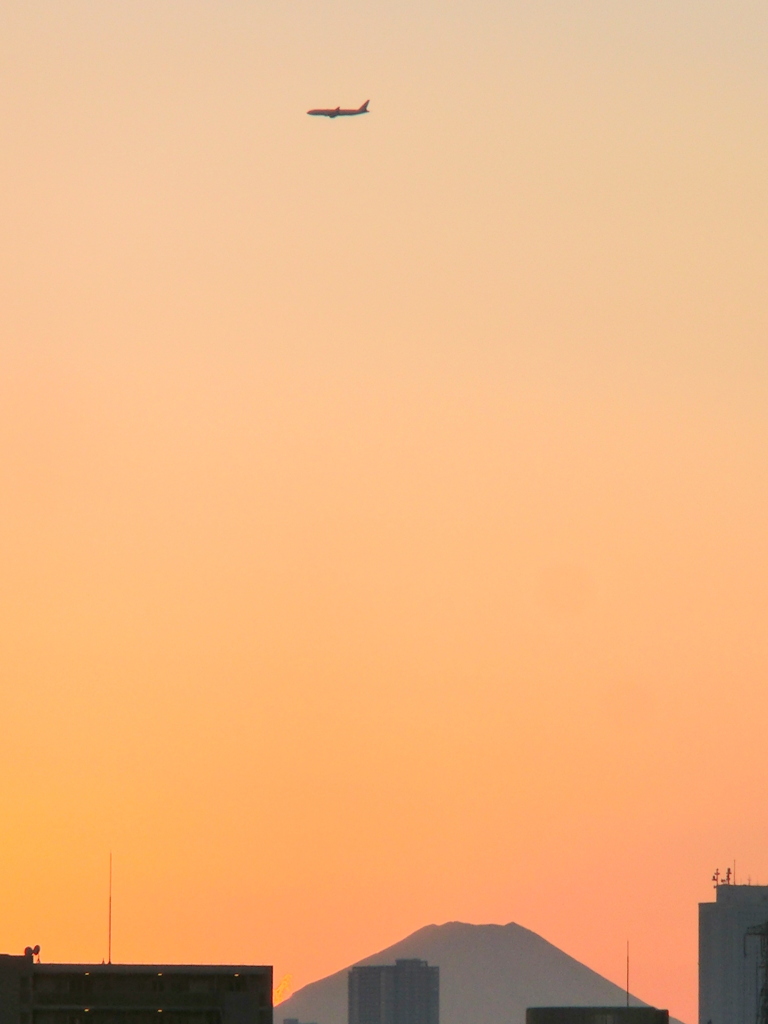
[307,101,370,118]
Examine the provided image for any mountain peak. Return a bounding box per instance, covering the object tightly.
[277,921,681,1024]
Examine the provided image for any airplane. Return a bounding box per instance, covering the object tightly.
[307,100,369,118]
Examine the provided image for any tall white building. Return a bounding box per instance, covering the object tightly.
[700,878,768,1024]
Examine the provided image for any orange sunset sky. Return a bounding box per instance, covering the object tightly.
[1,2,767,1023]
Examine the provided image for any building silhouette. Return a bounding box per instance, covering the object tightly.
[527,1011,668,1024]
[348,960,438,1024]
[0,950,271,1024]
[700,878,768,1024]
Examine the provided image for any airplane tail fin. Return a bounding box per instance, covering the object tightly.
[359,100,370,113]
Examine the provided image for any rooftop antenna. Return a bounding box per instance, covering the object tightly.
[108,852,112,965]
[626,941,629,1007]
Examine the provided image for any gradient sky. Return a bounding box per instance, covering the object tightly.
[1,2,767,1022]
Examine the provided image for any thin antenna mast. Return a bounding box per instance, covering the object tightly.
[108,853,113,965]
[626,941,629,1007]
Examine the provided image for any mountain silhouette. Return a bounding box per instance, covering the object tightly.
[277,922,681,1024]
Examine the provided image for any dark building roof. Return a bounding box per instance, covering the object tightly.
[526,1009,669,1024]
[0,952,272,1024]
